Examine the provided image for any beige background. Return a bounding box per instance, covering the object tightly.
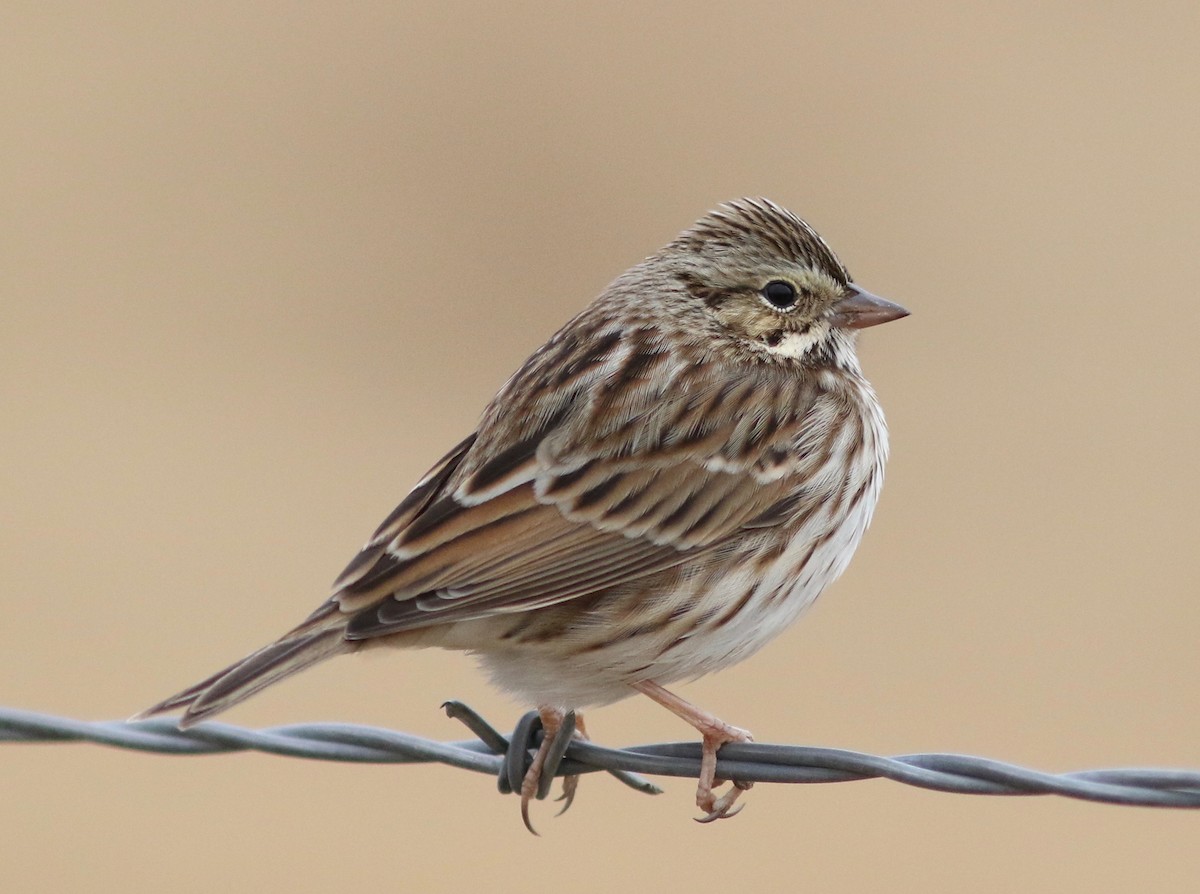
[3,2,1199,891]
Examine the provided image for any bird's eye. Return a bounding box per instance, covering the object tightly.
[761,280,798,309]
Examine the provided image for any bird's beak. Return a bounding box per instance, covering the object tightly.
[828,285,910,330]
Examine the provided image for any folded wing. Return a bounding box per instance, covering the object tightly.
[334,361,825,639]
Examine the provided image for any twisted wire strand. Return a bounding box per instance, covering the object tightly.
[3,704,1199,809]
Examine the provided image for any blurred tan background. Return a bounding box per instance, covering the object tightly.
[3,2,1199,890]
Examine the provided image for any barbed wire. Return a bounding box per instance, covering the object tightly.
[3,703,1199,809]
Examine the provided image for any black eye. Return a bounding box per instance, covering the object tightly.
[761,280,797,309]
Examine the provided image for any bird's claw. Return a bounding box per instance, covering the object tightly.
[695,779,752,822]
[518,707,586,834]
[554,774,579,816]
[693,725,754,824]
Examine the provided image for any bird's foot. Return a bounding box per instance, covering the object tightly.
[520,707,587,834]
[630,679,754,823]
[695,722,754,823]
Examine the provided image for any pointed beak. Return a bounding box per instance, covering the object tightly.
[828,285,910,330]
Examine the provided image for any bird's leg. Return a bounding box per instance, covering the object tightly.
[519,705,587,833]
[554,711,589,816]
[631,680,753,822]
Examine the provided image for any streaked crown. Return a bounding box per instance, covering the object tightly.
[671,198,851,284]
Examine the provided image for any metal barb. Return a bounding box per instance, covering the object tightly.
[502,710,542,796]
[441,701,510,754]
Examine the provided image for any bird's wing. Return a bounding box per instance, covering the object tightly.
[331,359,831,638]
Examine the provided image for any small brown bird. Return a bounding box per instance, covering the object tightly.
[136,198,908,826]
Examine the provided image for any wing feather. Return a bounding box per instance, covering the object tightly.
[330,434,477,592]
[331,340,829,640]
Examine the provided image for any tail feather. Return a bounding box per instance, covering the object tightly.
[133,607,353,728]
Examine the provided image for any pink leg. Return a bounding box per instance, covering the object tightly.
[631,680,754,821]
[519,706,588,833]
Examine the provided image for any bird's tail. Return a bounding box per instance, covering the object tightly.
[131,603,354,729]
